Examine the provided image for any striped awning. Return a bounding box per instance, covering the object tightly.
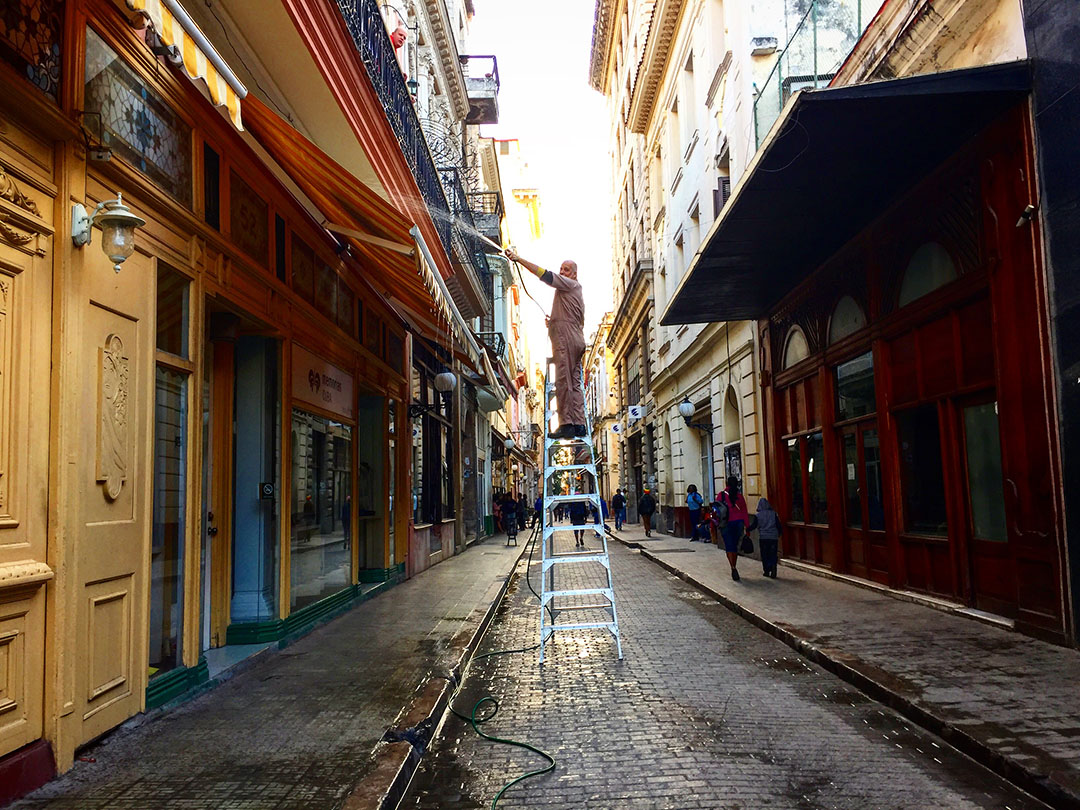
[126,0,246,130]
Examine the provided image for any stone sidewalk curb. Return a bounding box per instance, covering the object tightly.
[609,532,1080,810]
[342,539,533,810]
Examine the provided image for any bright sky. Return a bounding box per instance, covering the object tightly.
[467,0,612,353]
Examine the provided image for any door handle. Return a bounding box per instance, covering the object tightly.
[208,526,218,536]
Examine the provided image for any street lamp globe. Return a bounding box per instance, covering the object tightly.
[434,371,457,393]
[677,397,695,421]
[504,437,515,450]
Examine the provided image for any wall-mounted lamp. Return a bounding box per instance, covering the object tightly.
[409,370,457,418]
[72,193,146,272]
[678,397,715,434]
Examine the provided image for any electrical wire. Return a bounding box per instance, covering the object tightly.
[437,525,556,809]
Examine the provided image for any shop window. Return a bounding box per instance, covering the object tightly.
[204,144,221,230]
[897,405,948,535]
[835,351,875,421]
[0,0,63,100]
[783,327,810,369]
[963,402,1007,542]
[291,233,316,303]
[807,432,827,524]
[274,215,286,282]
[84,28,193,207]
[290,410,352,611]
[315,261,337,319]
[787,439,804,522]
[229,170,269,266]
[843,433,860,528]
[865,430,885,531]
[385,330,405,375]
[898,242,957,308]
[156,265,189,359]
[336,276,354,333]
[150,264,192,680]
[828,295,866,344]
[365,314,382,357]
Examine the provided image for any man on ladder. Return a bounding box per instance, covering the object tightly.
[504,249,586,439]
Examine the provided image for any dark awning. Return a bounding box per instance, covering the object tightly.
[661,61,1031,325]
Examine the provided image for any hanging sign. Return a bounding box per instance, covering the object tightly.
[628,405,645,422]
[292,343,355,420]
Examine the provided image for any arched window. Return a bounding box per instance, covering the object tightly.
[828,295,867,344]
[723,387,740,445]
[783,327,810,369]
[898,242,957,307]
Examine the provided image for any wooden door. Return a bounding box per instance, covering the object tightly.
[840,422,889,584]
[70,246,154,747]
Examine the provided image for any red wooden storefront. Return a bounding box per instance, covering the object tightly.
[760,104,1068,641]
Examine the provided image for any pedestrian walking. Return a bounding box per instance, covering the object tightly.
[686,484,705,541]
[755,497,782,578]
[611,488,627,531]
[501,493,518,538]
[533,495,543,527]
[719,476,749,581]
[638,488,657,537]
[569,500,587,546]
[516,492,527,532]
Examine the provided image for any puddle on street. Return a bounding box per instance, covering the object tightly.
[759,656,814,674]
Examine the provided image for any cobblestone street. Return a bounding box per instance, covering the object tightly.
[406,539,1049,809]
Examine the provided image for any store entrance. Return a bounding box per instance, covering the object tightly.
[202,310,280,653]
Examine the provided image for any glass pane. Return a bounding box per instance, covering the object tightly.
[150,366,187,678]
[0,0,63,99]
[229,170,268,266]
[829,295,867,344]
[836,351,875,421]
[388,400,396,561]
[897,406,948,535]
[84,28,192,206]
[784,328,809,368]
[964,402,1007,542]
[807,432,827,524]
[291,233,316,303]
[290,409,353,611]
[864,429,885,531]
[156,265,189,357]
[787,438,804,522]
[898,242,957,307]
[356,396,386,570]
[441,422,453,516]
[843,433,860,528]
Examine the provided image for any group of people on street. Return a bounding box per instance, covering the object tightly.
[683,478,781,582]
[496,492,529,536]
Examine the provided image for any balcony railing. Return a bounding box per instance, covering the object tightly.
[461,54,500,124]
[753,0,876,148]
[335,0,455,258]
[467,191,504,241]
[439,165,490,276]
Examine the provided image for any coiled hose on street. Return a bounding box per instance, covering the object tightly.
[437,527,556,808]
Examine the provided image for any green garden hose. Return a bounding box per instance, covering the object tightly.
[440,529,556,808]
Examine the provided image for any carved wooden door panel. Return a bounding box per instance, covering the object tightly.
[71,246,154,745]
[0,162,52,760]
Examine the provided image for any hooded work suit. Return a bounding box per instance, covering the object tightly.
[540,270,587,427]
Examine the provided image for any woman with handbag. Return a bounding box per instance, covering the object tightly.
[719,476,749,581]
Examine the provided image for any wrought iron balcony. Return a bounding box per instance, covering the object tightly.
[467,191,504,242]
[438,166,490,276]
[334,0,455,258]
[461,55,500,125]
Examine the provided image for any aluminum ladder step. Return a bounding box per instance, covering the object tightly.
[538,362,622,664]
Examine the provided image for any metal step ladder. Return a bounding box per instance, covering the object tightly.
[538,360,623,664]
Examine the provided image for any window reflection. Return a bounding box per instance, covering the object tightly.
[864,430,885,531]
[843,433,860,528]
[291,410,352,611]
[963,402,1007,542]
[807,432,827,524]
[897,406,948,535]
[836,351,875,421]
[150,367,186,677]
[787,439,804,522]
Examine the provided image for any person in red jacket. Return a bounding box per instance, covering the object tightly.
[719,476,748,581]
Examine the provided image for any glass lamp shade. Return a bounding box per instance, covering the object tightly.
[434,371,457,392]
[94,195,146,272]
[504,438,515,450]
[677,398,695,420]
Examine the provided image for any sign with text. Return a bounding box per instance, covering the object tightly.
[292,343,355,420]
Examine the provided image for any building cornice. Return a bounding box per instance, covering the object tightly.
[422,0,470,121]
[628,0,686,134]
[588,0,622,93]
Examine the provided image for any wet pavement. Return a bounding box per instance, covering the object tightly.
[405,538,1048,809]
[10,536,524,810]
[606,525,1080,808]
